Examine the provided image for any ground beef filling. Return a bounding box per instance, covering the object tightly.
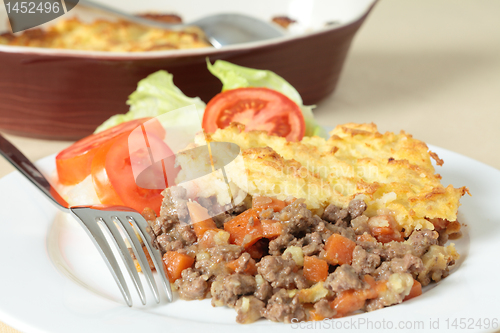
[142,188,460,324]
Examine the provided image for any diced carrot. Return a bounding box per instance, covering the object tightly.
[141,207,156,222]
[331,290,367,317]
[371,226,404,243]
[244,259,258,275]
[363,274,376,287]
[142,246,156,270]
[226,260,237,272]
[372,226,394,235]
[303,256,329,282]
[135,260,142,273]
[134,246,155,272]
[261,219,283,238]
[374,281,388,295]
[324,234,357,265]
[308,309,326,321]
[404,280,422,301]
[198,229,218,248]
[356,233,377,243]
[186,201,218,239]
[362,275,386,299]
[246,241,266,259]
[193,219,218,240]
[226,257,258,275]
[224,209,263,248]
[330,275,387,318]
[368,215,404,243]
[193,218,218,240]
[162,251,195,283]
[252,196,286,212]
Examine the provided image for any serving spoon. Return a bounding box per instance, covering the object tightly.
[66,0,285,48]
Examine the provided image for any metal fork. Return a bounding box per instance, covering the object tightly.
[0,134,172,306]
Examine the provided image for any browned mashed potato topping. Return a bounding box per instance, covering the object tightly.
[0,17,211,52]
[183,123,468,237]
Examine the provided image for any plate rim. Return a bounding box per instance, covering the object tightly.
[0,145,499,333]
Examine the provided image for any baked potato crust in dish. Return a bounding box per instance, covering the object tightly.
[0,17,211,52]
[180,123,468,236]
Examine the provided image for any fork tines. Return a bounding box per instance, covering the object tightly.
[70,206,172,306]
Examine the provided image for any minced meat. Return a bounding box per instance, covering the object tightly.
[262,289,306,323]
[211,273,257,307]
[149,190,460,324]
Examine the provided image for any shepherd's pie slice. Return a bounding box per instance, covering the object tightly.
[176,123,468,236]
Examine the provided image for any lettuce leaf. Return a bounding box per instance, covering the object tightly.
[95,62,325,138]
[94,70,206,133]
[207,60,326,138]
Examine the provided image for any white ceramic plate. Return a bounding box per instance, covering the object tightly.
[0,146,499,333]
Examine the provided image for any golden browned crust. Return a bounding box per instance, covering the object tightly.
[0,17,211,52]
[204,123,468,236]
[429,151,444,166]
[271,16,296,29]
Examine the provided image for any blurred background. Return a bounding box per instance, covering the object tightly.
[1,0,500,331]
[1,0,499,177]
[1,0,499,179]
[314,0,500,172]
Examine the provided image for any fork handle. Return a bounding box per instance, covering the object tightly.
[0,133,69,210]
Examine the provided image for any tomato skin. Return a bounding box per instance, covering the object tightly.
[91,136,125,206]
[202,87,305,142]
[91,130,177,215]
[56,118,165,185]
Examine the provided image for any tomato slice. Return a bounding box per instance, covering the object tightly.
[56,118,165,185]
[91,136,125,206]
[202,87,305,142]
[91,130,178,215]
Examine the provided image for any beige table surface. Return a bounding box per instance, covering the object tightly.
[1,0,499,332]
